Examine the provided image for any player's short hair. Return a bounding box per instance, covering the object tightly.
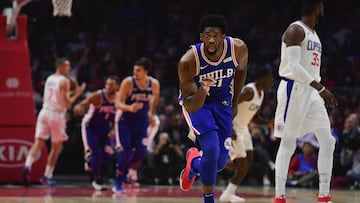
[107,75,120,85]
[199,14,227,34]
[55,57,69,68]
[302,0,322,16]
[134,57,152,72]
[255,65,272,79]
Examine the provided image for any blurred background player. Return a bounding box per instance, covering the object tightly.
[273,1,338,202]
[220,66,274,202]
[126,114,161,187]
[73,75,120,190]
[113,57,160,193]
[22,57,86,187]
[177,14,248,203]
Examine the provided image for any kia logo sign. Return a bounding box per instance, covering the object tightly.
[5,77,20,89]
[0,139,40,168]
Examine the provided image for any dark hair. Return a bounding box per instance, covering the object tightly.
[302,0,322,16]
[55,57,69,68]
[107,75,120,85]
[255,66,272,79]
[134,57,152,72]
[198,14,227,34]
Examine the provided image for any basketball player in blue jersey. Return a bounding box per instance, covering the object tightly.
[73,75,120,190]
[178,15,248,203]
[273,1,337,203]
[113,57,160,193]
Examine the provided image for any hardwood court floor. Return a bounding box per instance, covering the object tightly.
[0,184,358,203]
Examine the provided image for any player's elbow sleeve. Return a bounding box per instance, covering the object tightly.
[286,46,314,84]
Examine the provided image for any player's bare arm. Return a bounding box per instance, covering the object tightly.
[238,87,254,103]
[284,24,338,108]
[61,78,86,108]
[283,24,305,46]
[115,77,143,113]
[178,49,211,114]
[73,92,101,116]
[232,38,248,118]
[149,78,160,124]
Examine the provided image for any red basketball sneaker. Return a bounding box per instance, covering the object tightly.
[179,147,200,191]
[318,194,332,203]
[274,195,286,203]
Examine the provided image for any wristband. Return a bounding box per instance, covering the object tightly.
[318,86,326,94]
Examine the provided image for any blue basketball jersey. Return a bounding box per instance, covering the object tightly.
[122,76,153,122]
[179,36,238,136]
[192,36,238,105]
[83,89,115,130]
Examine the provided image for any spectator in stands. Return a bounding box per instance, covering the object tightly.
[151,132,184,185]
[287,137,318,188]
[340,113,360,189]
[250,123,275,186]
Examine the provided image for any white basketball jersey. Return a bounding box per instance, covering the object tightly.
[43,74,67,112]
[279,21,322,82]
[233,82,264,129]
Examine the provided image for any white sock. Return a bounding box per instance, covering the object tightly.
[319,182,330,197]
[314,128,335,197]
[275,137,297,197]
[225,182,237,194]
[44,165,54,178]
[25,155,35,169]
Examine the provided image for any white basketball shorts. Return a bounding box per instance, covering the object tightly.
[229,127,253,161]
[35,108,68,143]
[274,79,330,138]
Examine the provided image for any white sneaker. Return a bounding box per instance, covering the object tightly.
[263,177,271,186]
[92,181,106,191]
[219,192,245,202]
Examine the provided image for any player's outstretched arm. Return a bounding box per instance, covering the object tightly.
[73,92,101,116]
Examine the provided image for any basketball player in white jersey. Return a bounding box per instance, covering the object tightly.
[220,66,273,202]
[273,1,338,203]
[22,58,86,187]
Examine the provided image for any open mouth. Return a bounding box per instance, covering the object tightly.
[207,46,216,53]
